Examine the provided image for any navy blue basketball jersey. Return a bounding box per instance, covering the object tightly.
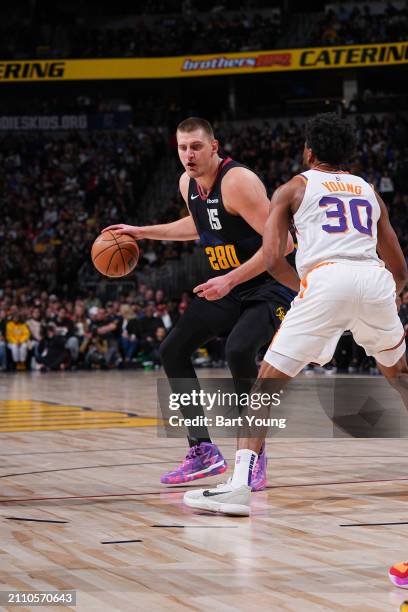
[187,157,274,291]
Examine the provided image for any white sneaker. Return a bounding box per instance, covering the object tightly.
[183,481,251,516]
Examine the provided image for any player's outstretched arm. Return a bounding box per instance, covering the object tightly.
[376,192,408,294]
[263,177,304,293]
[102,217,199,241]
[102,172,199,241]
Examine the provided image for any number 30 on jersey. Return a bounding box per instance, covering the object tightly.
[319,196,373,236]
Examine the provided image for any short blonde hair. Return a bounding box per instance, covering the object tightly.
[177,117,214,140]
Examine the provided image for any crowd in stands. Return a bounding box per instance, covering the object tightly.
[68,12,281,58]
[0,285,198,372]
[311,3,407,47]
[0,94,125,117]
[0,129,169,297]
[0,0,281,59]
[1,2,406,60]
[0,11,281,59]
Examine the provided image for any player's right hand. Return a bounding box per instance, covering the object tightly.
[102,224,145,239]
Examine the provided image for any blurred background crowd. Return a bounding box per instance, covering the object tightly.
[311,2,408,47]
[0,284,226,372]
[0,1,406,59]
[0,129,167,296]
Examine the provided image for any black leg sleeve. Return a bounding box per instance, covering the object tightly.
[159,303,216,446]
[225,303,277,406]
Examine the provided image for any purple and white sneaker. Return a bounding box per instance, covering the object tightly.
[160,442,227,485]
[250,445,267,491]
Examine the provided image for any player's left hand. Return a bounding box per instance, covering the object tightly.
[193,276,233,300]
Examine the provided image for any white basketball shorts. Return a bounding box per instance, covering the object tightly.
[265,261,405,376]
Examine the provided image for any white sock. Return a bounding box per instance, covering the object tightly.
[230,449,258,489]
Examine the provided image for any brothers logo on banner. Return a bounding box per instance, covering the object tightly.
[181,53,292,72]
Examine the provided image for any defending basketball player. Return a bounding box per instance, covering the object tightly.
[103,117,294,491]
[184,112,408,516]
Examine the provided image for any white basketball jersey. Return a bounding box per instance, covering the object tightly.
[294,169,382,279]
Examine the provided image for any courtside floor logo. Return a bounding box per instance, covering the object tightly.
[0,399,158,432]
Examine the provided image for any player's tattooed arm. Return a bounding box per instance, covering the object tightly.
[376,192,408,295]
[263,176,305,293]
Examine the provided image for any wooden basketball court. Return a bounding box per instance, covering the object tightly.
[0,370,406,611]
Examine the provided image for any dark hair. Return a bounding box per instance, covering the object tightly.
[177,117,214,140]
[305,113,355,166]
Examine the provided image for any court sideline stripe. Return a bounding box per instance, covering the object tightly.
[0,445,205,456]
[0,460,171,478]
[5,516,68,523]
[0,446,406,458]
[151,524,238,528]
[340,521,408,527]
[101,540,143,544]
[0,437,398,458]
[1,476,408,503]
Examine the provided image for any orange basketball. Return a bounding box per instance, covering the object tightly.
[91,231,139,277]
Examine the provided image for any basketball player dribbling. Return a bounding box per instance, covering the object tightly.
[104,117,294,491]
[184,112,408,517]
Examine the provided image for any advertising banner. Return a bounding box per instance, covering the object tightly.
[0,42,406,82]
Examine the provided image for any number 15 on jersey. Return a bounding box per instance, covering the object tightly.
[207,208,221,230]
